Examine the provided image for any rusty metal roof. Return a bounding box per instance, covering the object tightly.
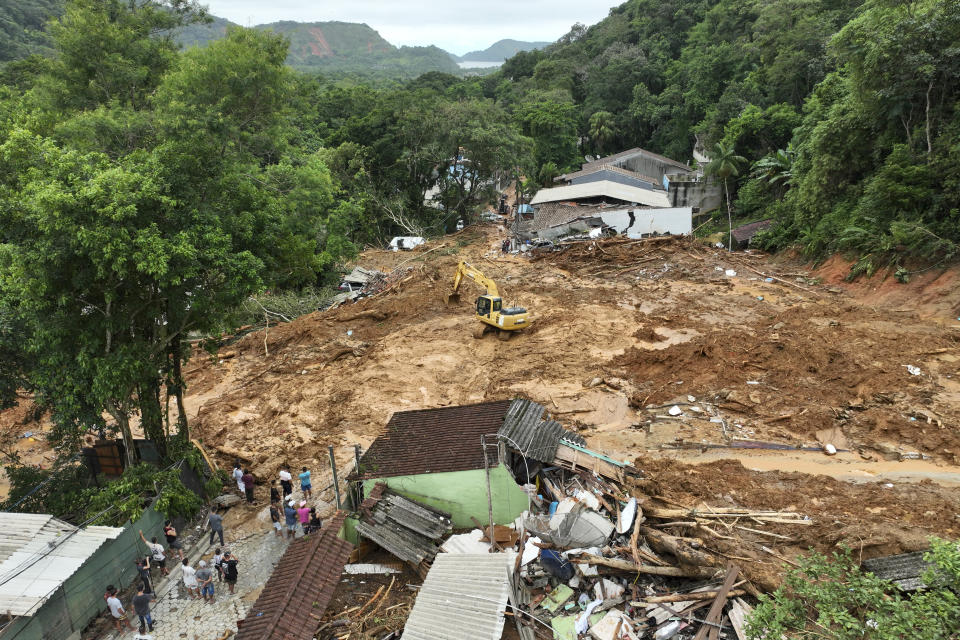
[355,484,451,569]
[354,400,514,480]
[498,399,586,463]
[235,512,353,640]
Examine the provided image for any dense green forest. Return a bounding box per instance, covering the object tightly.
[1,0,959,514]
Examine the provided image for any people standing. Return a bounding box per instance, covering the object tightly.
[233,462,244,495]
[298,466,312,499]
[269,480,281,505]
[131,583,156,633]
[283,500,298,539]
[163,520,184,561]
[196,560,215,603]
[207,507,225,546]
[212,548,224,582]
[105,585,135,632]
[181,558,199,599]
[306,507,322,534]
[139,531,169,576]
[278,467,293,498]
[222,551,239,594]
[241,469,255,504]
[135,556,153,594]
[269,503,282,538]
[297,500,310,534]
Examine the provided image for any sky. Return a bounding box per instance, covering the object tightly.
[199,1,622,55]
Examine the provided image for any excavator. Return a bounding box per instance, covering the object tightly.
[447,261,531,339]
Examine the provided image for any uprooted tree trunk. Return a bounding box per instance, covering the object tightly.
[640,525,722,569]
[574,554,715,579]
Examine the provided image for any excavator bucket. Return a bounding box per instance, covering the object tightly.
[444,292,460,305]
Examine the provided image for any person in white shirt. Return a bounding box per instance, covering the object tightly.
[278,468,293,498]
[233,462,244,494]
[104,585,134,632]
[139,530,168,576]
[181,558,199,599]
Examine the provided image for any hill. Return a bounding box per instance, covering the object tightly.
[456,39,550,63]
[0,0,59,62]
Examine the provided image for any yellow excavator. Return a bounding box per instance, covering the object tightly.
[447,261,531,339]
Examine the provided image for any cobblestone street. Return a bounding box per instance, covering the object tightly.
[121,528,289,640]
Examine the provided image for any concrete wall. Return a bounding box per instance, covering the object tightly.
[667,177,722,214]
[362,465,529,529]
[600,207,693,237]
[619,153,691,182]
[2,507,166,640]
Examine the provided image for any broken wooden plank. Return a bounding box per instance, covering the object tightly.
[693,563,739,640]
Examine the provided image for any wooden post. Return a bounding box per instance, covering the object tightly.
[328,445,341,510]
[481,435,499,552]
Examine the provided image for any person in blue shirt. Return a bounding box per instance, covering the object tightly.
[283,500,298,539]
[298,467,312,499]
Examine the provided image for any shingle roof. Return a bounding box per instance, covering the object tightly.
[355,400,514,480]
[498,399,586,463]
[355,484,451,568]
[561,163,661,186]
[0,514,123,617]
[862,551,932,591]
[402,552,517,640]
[235,512,353,640]
[530,181,671,208]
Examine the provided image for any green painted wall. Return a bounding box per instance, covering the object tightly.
[342,514,359,544]
[362,464,529,528]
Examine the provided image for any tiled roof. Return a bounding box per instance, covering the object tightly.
[586,147,690,172]
[498,399,586,463]
[403,552,517,640]
[560,163,661,186]
[355,400,514,480]
[524,202,612,232]
[731,219,773,243]
[530,181,671,208]
[355,484,451,568]
[235,512,353,640]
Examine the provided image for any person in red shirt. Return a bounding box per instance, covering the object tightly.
[241,470,255,504]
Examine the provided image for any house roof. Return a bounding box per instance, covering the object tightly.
[355,483,451,568]
[731,219,773,244]
[524,202,612,232]
[586,147,691,173]
[531,181,670,208]
[499,399,586,463]
[560,163,661,187]
[235,512,353,640]
[402,552,517,640]
[0,514,123,617]
[355,400,514,480]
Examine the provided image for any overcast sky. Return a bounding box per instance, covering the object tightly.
[199,1,622,55]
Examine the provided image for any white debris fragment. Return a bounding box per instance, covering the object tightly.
[904,365,921,376]
[668,405,683,416]
[725,269,737,277]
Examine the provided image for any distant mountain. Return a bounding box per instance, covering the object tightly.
[176,19,458,78]
[456,39,550,63]
[0,0,60,63]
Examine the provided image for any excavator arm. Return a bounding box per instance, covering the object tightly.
[451,261,500,298]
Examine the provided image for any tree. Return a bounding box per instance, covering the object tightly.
[751,145,794,198]
[588,110,616,155]
[705,141,747,250]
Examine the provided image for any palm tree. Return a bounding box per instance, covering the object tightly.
[751,145,794,198]
[705,142,747,251]
[588,111,616,155]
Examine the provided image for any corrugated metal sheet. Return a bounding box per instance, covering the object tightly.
[862,551,931,591]
[354,400,513,480]
[563,164,661,188]
[403,553,517,640]
[235,512,353,640]
[0,514,123,617]
[531,181,670,208]
[498,399,585,463]
[356,486,451,568]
